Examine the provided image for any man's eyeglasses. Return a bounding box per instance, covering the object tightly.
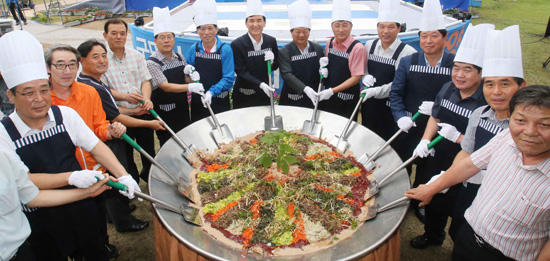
[52,63,78,70]
[16,89,50,99]
[158,35,174,41]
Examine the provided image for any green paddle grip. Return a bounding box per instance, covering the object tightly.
[427,135,444,149]
[121,133,142,151]
[95,177,128,191]
[411,111,422,121]
[267,61,272,75]
[139,100,159,118]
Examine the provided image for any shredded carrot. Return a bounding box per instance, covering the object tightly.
[287,203,296,218]
[292,212,306,243]
[336,195,344,199]
[212,200,239,222]
[349,172,362,177]
[249,138,258,145]
[315,184,333,193]
[251,200,263,219]
[329,151,340,158]
[242,227,254,247]
[264,173,275,182]
[278,176,290,185]
[205,163,229,172]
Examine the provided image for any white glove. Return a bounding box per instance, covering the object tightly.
[189,71,200,82]
[183,64,195,75]
[319,67,328,78]
[438,123,461,143]
[362,75,376,87]
[264,50,274,63]
[303,86,317,105]
[118,175,142,200]
[397,116,416,133]
[426,171,449,193]
[360,88,377,102]
[317,88,334,101]
[201,91,212,108]
[418,101,434,116]
[68,170,104,188]
[188,83,204,94]
[413,139,435,158]
[319,57,329,67]
[259,82,275,97]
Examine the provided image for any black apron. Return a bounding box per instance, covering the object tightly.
[450,106,505,241]
[319,37,361,119]
[279,44,320,108]
[191,43,230,122]
[148,53,190,146]
[1,106,106,260]
[361,39,406,140]
[392,52,453,163]
[232,47,273,109]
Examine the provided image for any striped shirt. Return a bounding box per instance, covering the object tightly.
[101,47,152,109]
[465,129,550,261]
[461,105,509,153]
[146,50,187,90]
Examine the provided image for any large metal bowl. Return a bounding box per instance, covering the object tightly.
[149,105,409,261]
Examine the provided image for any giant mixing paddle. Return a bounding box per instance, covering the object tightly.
[97,177,200,226]
[363,136,444,200]
[359,197,410,222]
[358,111,422,170]
[264,60,284,131]
[330,91,367,152]
[301,75,324,137]
[198,92,235,148]
[120,133,195,203]
[139,100,198,163]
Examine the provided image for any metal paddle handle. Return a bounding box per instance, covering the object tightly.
[198,92,223,132]
[138,100,193,154]
[267,61,276,126]
[121,133,178,185]
[364,111,422,165]
[308,75,324,132]
[337,92,367,143]
[377,135,444,187]
[378,196,409,213]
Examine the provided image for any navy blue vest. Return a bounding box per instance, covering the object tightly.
[474,106,505,151]
[320,37,361,119]
[191,43,230,122]
[362,39,406,140]
[279,43,320,108]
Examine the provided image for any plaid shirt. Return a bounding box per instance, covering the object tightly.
[146,50,187,90]
[101,47,152,109]
[465,129,550,260]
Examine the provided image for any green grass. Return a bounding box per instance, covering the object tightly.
[472,0,550,85]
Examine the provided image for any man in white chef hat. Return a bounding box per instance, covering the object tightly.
[388,0,455,223]
[0,30,142,260]
[317,0,366,119]
[278,0,325,108]
[185,0,235,122]
[359,0,417,141]
[409,23,494,249]
[146,6,204,146]
[406,26,550,261]
[230,0,280,108]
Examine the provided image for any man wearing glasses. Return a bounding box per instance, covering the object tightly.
[146,7,205,144]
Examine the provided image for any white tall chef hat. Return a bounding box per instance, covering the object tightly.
[454,23,495,67]
[378,0,401,23]
[482,25,523,78]
[246,0,264,18]
[289,0,312,29]
[332,0,352,23]
[419,0,445,31]
[0,31,48,89]
[153,7,173,36]
[194,0,217,27]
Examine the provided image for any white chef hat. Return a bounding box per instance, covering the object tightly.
[454,23,495,67]
[0,31,48,89]
[246,0,264,18]
[378,0,401,23]
[194,0,217,27]
[482,25,523,78]
[289,0,312,29]
[332,0,352,23]
[153,7,173,36]
[419,0,445,31]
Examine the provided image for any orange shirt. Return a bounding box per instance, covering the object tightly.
[51,81,111,172]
